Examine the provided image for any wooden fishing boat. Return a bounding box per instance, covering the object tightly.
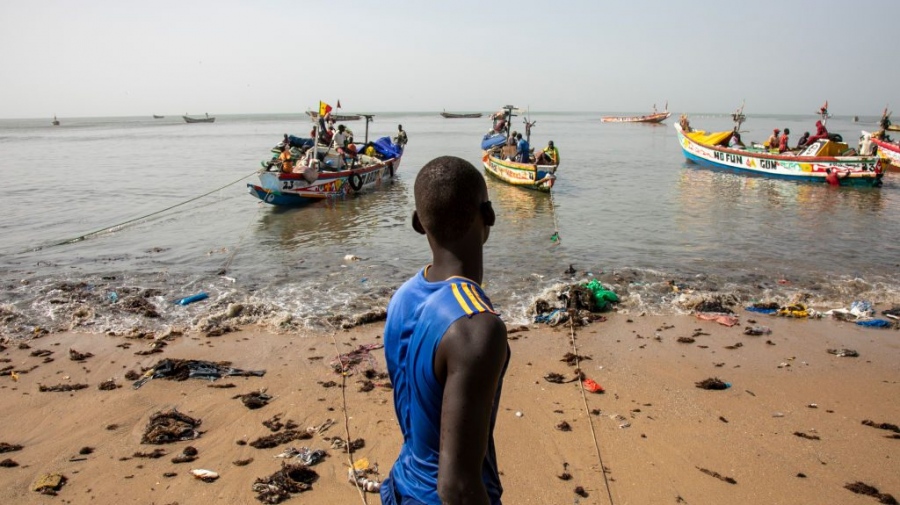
[441,111,482,118]
[247,144,402,206]
[601,111,671,123]
[480,105,558,192]
[889,124,900,132]
[675,122,884,187]
[306,110,361,121]
[868,135,900,172]
[153,115,165,119]
[52,115,60,126]
[183,115,215,123]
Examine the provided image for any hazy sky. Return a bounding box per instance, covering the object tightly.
[2,0,897,118]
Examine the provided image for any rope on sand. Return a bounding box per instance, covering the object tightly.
[328,327,369,505]
[568,312,615,505]
[18,170,258,255]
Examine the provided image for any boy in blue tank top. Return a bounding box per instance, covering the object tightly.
[382,156,509,505]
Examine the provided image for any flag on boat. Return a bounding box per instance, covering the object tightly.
[319,101,333,117]
[336,99,342,109]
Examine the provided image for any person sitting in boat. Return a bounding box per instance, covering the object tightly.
[535,140,560,164]
[778,128,791,153]
[515,133,531,163]
[363,141,378,158]
[728,130,745,148]
[796,131,811,149]
[806,120,829,144]
[277,144,295,173]
[679,114,693,132]
[764,128,780,149]
[394,124,408,147]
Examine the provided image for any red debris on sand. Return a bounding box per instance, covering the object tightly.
[582,378,604,393]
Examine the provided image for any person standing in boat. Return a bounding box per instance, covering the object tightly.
[516,133,530,163]
[395,124,408,147]
[381,155,508,505]
[778,128,791,153]
[796,131,811,149]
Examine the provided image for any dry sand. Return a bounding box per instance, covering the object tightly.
[1,311,898,504]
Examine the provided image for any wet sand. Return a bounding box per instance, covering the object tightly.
[1,312,898,504]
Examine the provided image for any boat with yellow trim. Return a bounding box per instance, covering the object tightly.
[675,119,883,187]
[480,105,558,192]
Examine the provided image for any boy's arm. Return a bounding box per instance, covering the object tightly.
[434,313,508,505]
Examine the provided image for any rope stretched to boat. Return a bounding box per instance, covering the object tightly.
[19,170,258,255]
[548,187,562,245]
[568,314,615,505]
[327,325,370,505]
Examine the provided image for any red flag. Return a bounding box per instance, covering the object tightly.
[336,100,342,109]
[318,101,332,117]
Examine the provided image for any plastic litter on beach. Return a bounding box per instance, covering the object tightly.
[695,377,730,390]
[132,358,266,388]
[695,313,738,327]
[743,325,771,336]
[190,469,219,482]
[253,462,319,503]
[582,378,605,393]
[32,473,67,495]
[348,458,381,493]
[175,292,208,306]
[827,348,860,358]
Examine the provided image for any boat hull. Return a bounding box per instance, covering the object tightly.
[675,124,883,187]
[248,156,401,206]
[871,137,900,172]
[183,116,215,123]
[481,152,556,192]
[441,112,482,118]
[306,111,361,121]
[601,112,671,123]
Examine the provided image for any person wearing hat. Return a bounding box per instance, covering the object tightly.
[765,128,780,149]
[807,120,830,144]
[535,140,559,165]
[778,128,791,153]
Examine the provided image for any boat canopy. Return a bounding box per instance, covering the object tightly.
[481,132,506,150]
[683,129,733,147]
[373,136,402,159]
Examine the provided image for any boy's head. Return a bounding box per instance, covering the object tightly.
[413,156,493,245]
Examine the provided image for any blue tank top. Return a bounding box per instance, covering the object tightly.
[383,267,507,505]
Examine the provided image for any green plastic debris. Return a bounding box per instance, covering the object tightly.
[584,279,618,311]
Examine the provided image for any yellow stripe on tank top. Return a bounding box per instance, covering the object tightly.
[466,285,496,314]
[451,283,475,315]
[461,283,487,312]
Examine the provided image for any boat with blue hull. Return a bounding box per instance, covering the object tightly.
[675,122,883,187]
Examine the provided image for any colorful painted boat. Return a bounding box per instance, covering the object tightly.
[675,123,884,187]
[601,111,671,124]
[306,111,361,121]
[441,111,482,118]
[248,137,403,206]
[869,136,900,172]
[480,105,557,191]
[183,115,215,123]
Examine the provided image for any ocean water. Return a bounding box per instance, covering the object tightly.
[1,112,898,338]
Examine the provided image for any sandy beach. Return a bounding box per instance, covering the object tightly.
[1,311,898,504]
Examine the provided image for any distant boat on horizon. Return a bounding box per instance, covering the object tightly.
[52,115,60,126]
[153,115,165,119]
[183,113,215,123]
[441,110,483,118]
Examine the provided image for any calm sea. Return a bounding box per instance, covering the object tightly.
[1,112,898,337]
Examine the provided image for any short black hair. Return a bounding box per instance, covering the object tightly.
[414,156,486,244]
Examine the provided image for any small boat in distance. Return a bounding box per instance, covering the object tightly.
[441,110,483,118]
[306,110,361,121]
[52,115,60,126]
[183,113,215,123]
[153,115,165,119]
[601,102,671,123]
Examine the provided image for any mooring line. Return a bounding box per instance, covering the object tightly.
[17,170,258,255]
[569,313,615,505]
[328,326,369,505]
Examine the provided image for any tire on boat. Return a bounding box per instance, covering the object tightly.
[828,133,843,142]
[349,172,363,192]
[265,192,275,203]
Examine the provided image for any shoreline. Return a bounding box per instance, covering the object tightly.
[1,311,898,504]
